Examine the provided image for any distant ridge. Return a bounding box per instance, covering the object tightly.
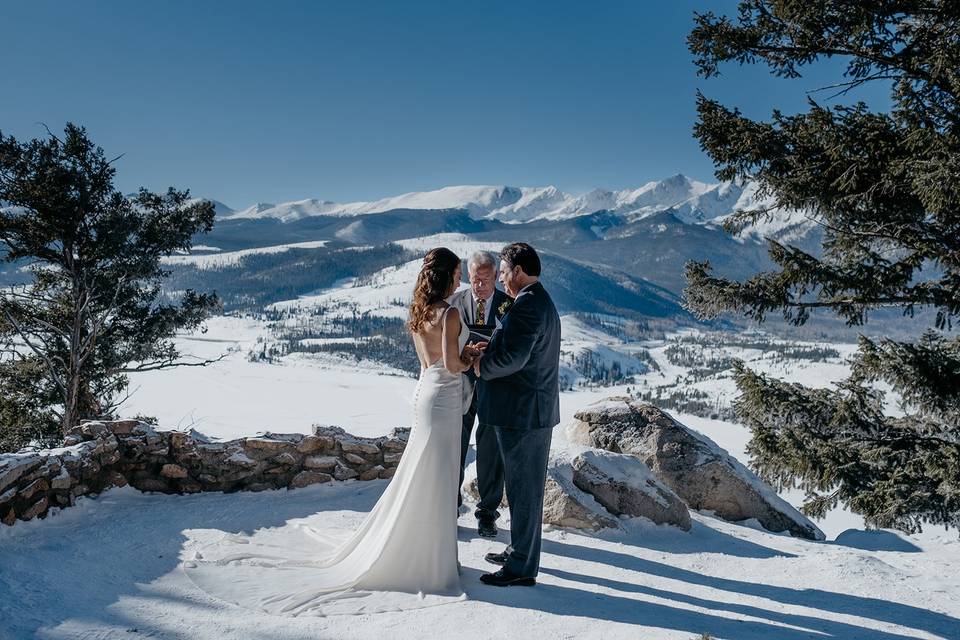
[213,175,806,239]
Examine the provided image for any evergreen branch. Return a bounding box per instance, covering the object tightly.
[0,306,68,398]
[110,352,228,375]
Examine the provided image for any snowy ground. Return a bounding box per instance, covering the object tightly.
[2,478,957,640]
[3,310,959,639]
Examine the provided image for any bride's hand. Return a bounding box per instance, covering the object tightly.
[461,345,483,360]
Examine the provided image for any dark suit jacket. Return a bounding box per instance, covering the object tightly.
[477,281,561,430]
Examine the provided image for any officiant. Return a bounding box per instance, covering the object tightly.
[450,250,512,537]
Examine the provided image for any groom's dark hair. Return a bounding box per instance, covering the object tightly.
[501,242,541,277]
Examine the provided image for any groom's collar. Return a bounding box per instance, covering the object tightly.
[518,280,540,295]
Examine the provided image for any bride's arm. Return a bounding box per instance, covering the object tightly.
[441,307,471,374]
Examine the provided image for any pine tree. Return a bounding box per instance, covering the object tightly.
[684,1,960,532]
[0,124,221,447]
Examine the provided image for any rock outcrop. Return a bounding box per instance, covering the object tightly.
[571,450,691,531]
[569,397,825,540]
[0,420,411,527]
[541,465,619,531]
[461,463,619,531]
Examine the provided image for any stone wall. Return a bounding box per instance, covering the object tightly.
[0,420,410,527]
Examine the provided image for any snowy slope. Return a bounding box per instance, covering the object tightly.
[558,315,653,386]
[161,240,329,269]
[714,180,819,243]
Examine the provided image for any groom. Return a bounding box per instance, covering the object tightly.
[474,242,561,587]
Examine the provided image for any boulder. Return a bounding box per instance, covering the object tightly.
[343,453,367,466]
[571,450,691,530]
[271,452,299,466]
[461,475,508,508]
[21,496,49,521]
[224,449,259,469]
[382,427,410,452]
[264,465,289,475]
[18,477,50,502]
[304,456,340,472]
[243,436,298,455]
[160,464,189,479]
[334,466,359,481]
[169,431,194,449]
[134,478,170,492]
[462,464,617,531]
[295,435,330,454]
[289,471,333,489]
[359,465,384,481]
[50,467,74,490]
[0,455,42,494]
[0,487,16,508]
[105,471,128,488]
[340,440,381,456]
[542,466,618,531]
[570,397,824,540]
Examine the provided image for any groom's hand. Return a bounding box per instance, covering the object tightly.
[462,345,483,360]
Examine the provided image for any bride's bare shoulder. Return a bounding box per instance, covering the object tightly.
[441,304,461,325]
[426,301,452,321]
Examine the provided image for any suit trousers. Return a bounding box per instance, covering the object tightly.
[495,425,553,579]
[458,393,505,521]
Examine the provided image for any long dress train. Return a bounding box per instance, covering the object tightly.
[180,311,469,616]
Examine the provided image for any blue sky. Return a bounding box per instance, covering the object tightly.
[1,1,887,209]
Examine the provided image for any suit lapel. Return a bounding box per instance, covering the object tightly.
[460,290,472,324]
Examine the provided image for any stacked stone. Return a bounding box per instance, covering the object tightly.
[0,420,411,527]
[0,432,123,526]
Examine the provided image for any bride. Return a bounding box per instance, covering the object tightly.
[182,247,482,616]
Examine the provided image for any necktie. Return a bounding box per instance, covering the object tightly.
[476,298,486,325]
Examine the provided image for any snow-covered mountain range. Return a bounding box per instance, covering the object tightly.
[215,174,804,232]
[0,174,817,302]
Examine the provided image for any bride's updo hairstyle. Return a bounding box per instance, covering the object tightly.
[408,247,460,334]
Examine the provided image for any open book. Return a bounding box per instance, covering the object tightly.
[466,323,494,344]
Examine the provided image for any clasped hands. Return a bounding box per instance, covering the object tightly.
[461,340,488,374]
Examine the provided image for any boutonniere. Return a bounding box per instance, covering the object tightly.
[497,300,512,317]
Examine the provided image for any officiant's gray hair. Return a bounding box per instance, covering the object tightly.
[467,250,496,271]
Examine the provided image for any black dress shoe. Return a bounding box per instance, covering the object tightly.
[480,568,535,587]
[477,518,498,538]
[484,550,508,566]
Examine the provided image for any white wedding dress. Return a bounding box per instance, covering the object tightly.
[181,309,468,616]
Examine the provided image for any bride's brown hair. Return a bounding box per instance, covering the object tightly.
[408,247,460,334]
